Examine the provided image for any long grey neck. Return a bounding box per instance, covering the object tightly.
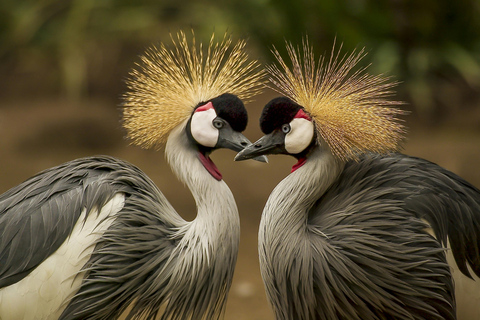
[162,122,239,319]
[165,122,240,243]
[259,146,344,319]
[262,147,344,234]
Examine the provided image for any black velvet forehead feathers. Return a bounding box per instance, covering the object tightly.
[196,93,248,132]
[260,97,303,134]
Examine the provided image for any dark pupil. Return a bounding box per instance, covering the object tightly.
[282,124,290,133]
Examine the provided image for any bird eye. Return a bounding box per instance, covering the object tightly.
[281,124,291,134]
[213,119,224,129]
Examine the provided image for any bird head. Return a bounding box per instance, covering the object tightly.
[186,92,267,179]
[188,93,248,152]
[236,39,406,172]
[235,96,316,171]
[122,31,266,180]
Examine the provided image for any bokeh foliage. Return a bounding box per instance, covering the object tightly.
[1,0,479,123]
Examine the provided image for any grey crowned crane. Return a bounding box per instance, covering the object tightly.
[236,41,480,320]
[0,31,265,319]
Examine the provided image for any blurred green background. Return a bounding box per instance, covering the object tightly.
[1,0,480,118]
[1,1,480,319]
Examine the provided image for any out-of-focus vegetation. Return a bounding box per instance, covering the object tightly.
[1,0,479,124]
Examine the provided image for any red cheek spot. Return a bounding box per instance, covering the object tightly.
[195,101,214,113]
[294,109,311,121]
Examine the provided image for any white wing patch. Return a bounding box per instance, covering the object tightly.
[285,118,314,154]
[190,108,219,148]
[0,193,125,320]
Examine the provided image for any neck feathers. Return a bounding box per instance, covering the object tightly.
[165,122,239,222]
[259,147,343,319]
[163,123,240,319]
[265,148,343,222]
[261,148,343,249]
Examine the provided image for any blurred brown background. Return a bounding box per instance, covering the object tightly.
[1,0,479,319]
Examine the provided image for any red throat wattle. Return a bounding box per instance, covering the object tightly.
[198,152,222,181]
[291,157,307,173]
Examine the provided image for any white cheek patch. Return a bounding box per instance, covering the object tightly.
[190,108,219,148]
[285,118,314,154]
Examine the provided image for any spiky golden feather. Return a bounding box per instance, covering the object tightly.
[122,31,265,149]
[267,39,406,161]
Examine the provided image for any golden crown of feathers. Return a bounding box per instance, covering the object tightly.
[267,39,406,161]
[122,31,265,149]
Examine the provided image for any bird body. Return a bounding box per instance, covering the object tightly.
[0,150,239,319]
[259,149,480,319]
[236,40,480,319]
[0,31,264,319]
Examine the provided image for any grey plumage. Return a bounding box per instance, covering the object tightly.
[0,156,122,289]
[58,155,236,320]
[246,147,480,320]
[0,153,237,319]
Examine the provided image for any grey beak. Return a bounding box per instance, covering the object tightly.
[235,131,285,161]
[216,127,268,163]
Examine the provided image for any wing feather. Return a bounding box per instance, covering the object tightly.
[0,156,135,288]
[307,153,480,319]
